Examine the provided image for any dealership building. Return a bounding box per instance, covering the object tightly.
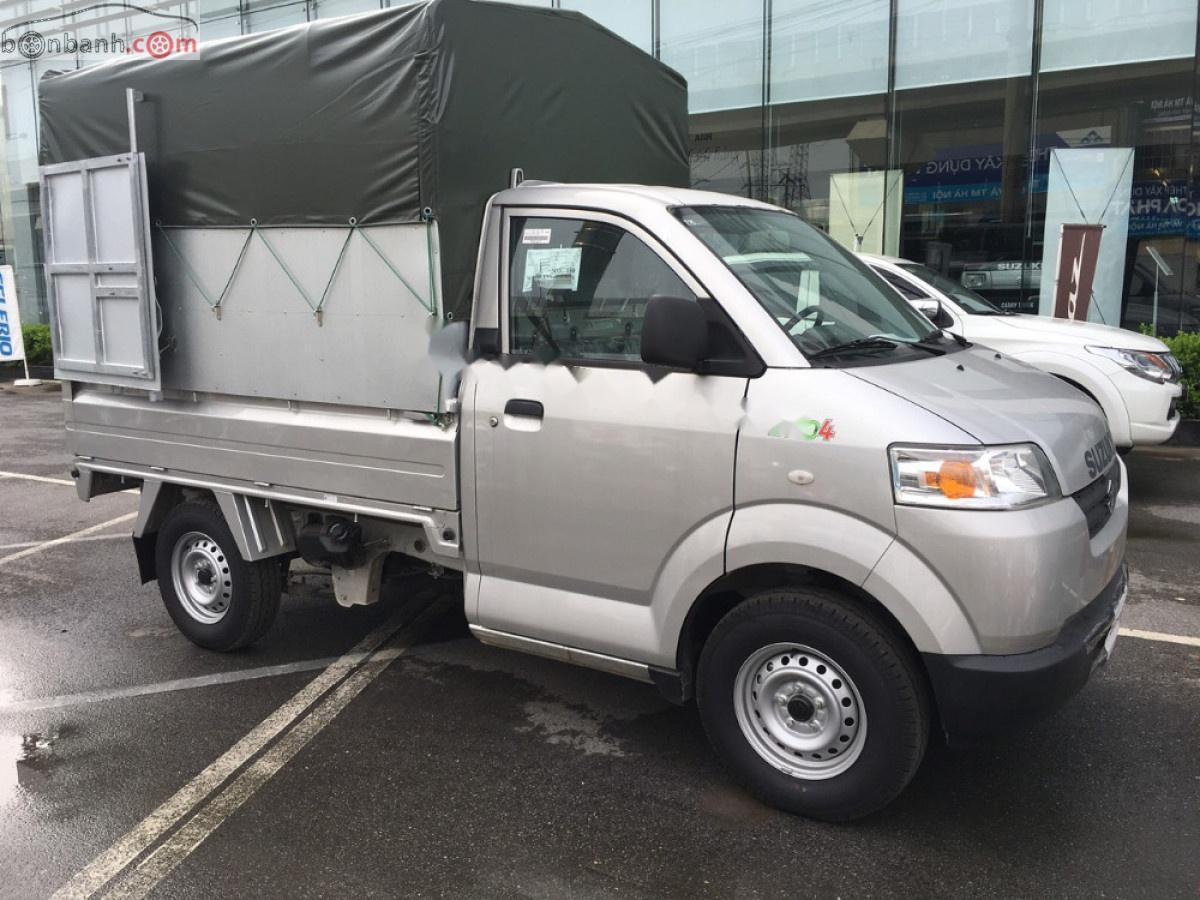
[1,0,1198,332]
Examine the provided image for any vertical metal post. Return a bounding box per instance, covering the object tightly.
[1023,0,1045,314]
[1153,264,1160,336]
[882,0,899,255]
[125,88,142,155]
[760,0,771,204]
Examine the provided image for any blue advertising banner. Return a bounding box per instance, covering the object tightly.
[0,265,27,364]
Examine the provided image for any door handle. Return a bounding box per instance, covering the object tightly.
[504,399,544,419]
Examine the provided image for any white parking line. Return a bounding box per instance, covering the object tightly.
[0,533,128,552]
[50,599,440,900]
[104,654,403,900]
[0,647,406,713]
[1119,627,1200,648]
[0,469,138,493]
[0,470,76,487]
[0,512,137,568]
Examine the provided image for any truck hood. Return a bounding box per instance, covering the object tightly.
[971,314,1170,352]
[848,348,1110,494]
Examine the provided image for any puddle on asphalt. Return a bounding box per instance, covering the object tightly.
[127,624,180,639]
[516,701,630,757]
[0,727,66,803]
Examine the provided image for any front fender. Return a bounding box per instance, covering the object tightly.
[722,502,981,655]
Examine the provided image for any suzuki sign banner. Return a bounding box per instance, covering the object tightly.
[1052,223,1105,321]
[1038,148,1134,325]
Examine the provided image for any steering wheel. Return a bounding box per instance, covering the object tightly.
[780,305,825,333]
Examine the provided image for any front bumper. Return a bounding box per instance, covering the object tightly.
[922,563,1127,742]
[1114,370,1184,447]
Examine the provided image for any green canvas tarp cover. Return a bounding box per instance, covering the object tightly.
[38,0,689,321]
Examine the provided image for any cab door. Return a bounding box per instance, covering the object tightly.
[467,208,747,665]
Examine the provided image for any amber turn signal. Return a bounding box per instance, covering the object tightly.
[923,460,977,499]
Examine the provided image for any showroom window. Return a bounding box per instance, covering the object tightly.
[890,0,1036,310]
[560,0,652,53]
[764,0,891,239]
[1040,0,1199,72]
[1031,58,1199,332]
[661,0,766,200]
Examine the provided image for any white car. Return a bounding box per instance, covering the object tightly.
[862,254,1184,449]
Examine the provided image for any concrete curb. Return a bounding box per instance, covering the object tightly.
[0,379,61,395]
[1167,419,1200,447]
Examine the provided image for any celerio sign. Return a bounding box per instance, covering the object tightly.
[0,265,26,363]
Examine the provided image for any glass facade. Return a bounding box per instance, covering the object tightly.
[2,0,1198,332]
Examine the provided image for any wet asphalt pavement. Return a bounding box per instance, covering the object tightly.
[0,387,1197,899]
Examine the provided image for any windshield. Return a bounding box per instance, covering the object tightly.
[898,262,1007,315]
[676,206,950,365]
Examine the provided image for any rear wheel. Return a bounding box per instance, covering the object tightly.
[696,586,929,821]
[156,499,282,651]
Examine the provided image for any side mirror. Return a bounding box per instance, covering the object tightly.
[640,295,708,370]
[912,298,953,329]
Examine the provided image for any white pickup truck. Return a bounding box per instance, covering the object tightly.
[40,0,1127,821]
[862,254,1185,449]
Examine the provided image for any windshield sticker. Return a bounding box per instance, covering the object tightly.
[522,228,552,245]
[769,417,836,441]
[523,247,582,292]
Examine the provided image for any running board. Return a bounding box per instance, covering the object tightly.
[469,625,653,684]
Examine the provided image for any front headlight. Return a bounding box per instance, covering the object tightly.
[889,444,1060,509]
[1086,345,1177,383]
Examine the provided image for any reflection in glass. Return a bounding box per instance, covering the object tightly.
[764,96,889,237]
[892,76,1035,311]
[1040,0,1198,73]
[312,0,383,20]
[894,0,1033,90]
[1032,60,1198,332]
[560,0,651,53]
[770,0,888,104]
[677,205,945,363]
[660,0,763,114]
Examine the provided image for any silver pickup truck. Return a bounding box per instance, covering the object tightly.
[40,1,1126,821]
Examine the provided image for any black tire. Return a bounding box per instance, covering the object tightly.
[696,586,929,821]
[155,499,282,651]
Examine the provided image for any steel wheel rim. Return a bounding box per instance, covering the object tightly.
[170,531,232,625]
[733,642,867,780]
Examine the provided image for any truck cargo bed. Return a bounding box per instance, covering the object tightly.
[65,386,459,514]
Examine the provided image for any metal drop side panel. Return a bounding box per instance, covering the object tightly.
[41,153,161,390]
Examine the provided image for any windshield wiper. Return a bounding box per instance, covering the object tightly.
[941,330,971,348]
[807,337,900,361]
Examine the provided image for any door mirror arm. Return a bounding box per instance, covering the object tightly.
[912,298,955,330]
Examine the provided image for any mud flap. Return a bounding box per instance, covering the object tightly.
[132,533,158,584]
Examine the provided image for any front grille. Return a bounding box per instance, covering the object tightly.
[1072,463,1121,539]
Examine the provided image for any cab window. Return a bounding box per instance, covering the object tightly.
[874,267,929,300]
[508,217,696,363]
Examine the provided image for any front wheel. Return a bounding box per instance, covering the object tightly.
[155,499,282,651]
[696,587,929,821]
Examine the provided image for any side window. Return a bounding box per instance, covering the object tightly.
[508,216,697,362]
[874,267,929,301]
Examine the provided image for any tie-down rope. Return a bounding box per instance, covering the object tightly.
[155,217,439,324]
